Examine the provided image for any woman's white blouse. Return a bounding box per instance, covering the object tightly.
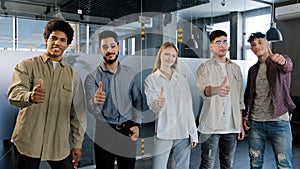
[144,69,198,143]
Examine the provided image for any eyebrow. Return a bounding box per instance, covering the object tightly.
[101,42,116,46]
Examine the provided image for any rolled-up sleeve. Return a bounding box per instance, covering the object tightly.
[196,64,210,98]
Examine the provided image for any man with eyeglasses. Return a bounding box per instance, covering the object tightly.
[84,30,143,169]
[243,32,295,169]
[196,30,245,169]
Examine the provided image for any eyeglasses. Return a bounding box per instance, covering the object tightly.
[215,40,228,46]
[101,42,117,50]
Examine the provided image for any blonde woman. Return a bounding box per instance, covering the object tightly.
[144,42,198,169]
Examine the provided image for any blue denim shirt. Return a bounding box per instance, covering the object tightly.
[84,61,143,124]
[244,55,296,119]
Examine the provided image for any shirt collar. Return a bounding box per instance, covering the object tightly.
[211,55,232,64]
[154,68,179,78]
[99,61,120,73]
[41,52,66,67]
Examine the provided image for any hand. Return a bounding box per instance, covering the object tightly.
[237,127,245,141]
[129,126,139,141]
[31,79,46,103]
[190,142,197,149]
[217,77,230,97]
[157,86,166,108]
[94,81,106,104]
[243,118,250,131]
[268,48,286,65]
[71,148,82,169]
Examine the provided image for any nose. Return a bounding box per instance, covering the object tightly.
[252,44,260,50]
[54,39,61,45]
[107,46,114,52]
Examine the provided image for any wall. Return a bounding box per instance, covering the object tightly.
[273,18,300,96]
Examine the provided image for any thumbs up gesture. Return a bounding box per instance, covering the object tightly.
[31,79,46,104]
[94,81,106,104]
[217,76,230,97]
[157,86,166,108]
[268,48,286,65]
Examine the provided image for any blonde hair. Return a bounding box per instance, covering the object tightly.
[152,42,178,73]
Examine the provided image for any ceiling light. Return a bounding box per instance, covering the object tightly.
[266,1,283,42]
[186,14,198,49]
[186,34,198,48]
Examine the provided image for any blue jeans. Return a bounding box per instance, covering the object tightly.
[152,138,191,169]
[248,120,293,169]
[200,133,237,169]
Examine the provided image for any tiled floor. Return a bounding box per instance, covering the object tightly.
[78,136,300,169]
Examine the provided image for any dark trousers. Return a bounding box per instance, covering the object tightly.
[12,144,73,169]
[94,120,137,169]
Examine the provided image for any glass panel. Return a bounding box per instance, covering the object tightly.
[244,14,271,60]
[0,16,14,50]
[245,14,271,44]
[16,18,47,51]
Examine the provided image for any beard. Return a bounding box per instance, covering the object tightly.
[103,52,119,64]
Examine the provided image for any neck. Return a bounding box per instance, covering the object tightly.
[104,61,118,73]
[160,67,173,80]
[160,66,172,74]
[214,55,227,63]
[258,54,268,64]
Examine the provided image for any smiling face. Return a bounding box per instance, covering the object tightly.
[99,37,120,64]
[250,37,270,59]
[159,46,178,69]
[45,30,69,62]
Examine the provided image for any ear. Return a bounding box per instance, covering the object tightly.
[209,43,213,50]
[117,44,120,51]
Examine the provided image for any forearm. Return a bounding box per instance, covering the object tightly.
[204,86,219,97]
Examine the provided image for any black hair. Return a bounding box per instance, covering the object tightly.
[247,32,266,43]
[209,30,227,42]
[43,19,74,44]
[98,30,119,46]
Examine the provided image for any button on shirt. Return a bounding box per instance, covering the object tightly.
[84,62,143,125]
[196,57,245,134]
[7,53,87,160]
[144,69,198,143]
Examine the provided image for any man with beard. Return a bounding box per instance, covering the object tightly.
[7,20,86,169]
[196,30,245,169]
[84,30,143,169]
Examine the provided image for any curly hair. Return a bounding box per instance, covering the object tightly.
[43,19,74,44]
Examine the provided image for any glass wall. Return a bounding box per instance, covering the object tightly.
[16,18,47,51]
[0,9,271,60]
[244,14,271,60]
[0,16,14,50]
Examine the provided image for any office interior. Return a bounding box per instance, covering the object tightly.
[0,0,300,168]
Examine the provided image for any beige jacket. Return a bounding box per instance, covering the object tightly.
[8,53,86,160]
[196,57,245,134]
